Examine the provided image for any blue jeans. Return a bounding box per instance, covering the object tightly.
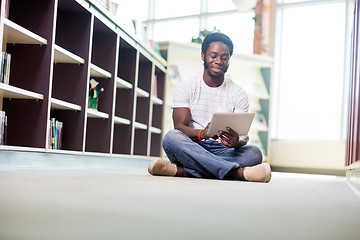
[162,129,263,179]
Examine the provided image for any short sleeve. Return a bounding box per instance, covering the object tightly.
[171,80,191,109]
[233,88,249,113]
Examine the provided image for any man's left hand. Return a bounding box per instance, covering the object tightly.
[218,127,245,148]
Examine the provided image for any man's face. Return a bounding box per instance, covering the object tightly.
[202,41,230,79]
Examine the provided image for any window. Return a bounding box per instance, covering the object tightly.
[207,13,255,54]
[145,0,256,54]
[273,0,352,140]
[154,0,201,19]
[114,0,149,22]
[152,18,200,42]
[208,0,237,12]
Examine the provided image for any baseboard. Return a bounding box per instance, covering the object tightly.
[347,161,360,194]
[0,150,151,174]
[270,166,346,176]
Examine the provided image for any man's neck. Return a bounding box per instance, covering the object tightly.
[203,71,224,87]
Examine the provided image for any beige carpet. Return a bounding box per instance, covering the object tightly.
[0,168,359,240]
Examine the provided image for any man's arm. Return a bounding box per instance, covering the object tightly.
[173,107,215,141]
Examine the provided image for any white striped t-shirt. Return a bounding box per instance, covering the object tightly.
[172,74,249,129]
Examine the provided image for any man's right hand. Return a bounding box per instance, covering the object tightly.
[201,122,218,141]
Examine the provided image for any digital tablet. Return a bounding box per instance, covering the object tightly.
[207,112,255,135]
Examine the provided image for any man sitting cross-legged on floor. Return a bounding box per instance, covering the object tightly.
[148,32,271,183]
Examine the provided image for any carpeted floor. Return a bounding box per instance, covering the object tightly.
[0,165,359,240]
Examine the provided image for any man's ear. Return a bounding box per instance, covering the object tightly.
[201,52,205,61]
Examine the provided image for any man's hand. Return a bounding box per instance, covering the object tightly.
[218,127,245,148]
[200,122,218,141]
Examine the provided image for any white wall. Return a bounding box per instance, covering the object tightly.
[271,140,346,170]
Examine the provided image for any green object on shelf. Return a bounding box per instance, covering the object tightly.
[88,79,104,110]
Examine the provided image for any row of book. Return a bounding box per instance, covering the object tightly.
[48,118,63,150]
[0,111,7,145]
[1,52,11,84]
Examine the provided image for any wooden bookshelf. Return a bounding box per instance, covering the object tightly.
[0,0,167,158]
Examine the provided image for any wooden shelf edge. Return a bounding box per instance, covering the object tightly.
[87,108,109,119]
[54,45,85,64]
[151,96,163,105]
[0,145,46,152]
[3,18,47,45]
[51,98,82,111]
[136,88,149,98]
[113,116,131,125]
[150,127,161,134]
[0,83,44,100]
[90,63,112,78]
[134,122,148,130]
[116,77,133,89]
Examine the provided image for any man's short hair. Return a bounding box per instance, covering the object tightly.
[201,32,234,56]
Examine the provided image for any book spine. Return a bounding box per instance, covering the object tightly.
[58,121,63,150]
[0,111,3,145]
[48,119,52,149]
[0,111,6,145]
[0,52,11,84]
[1,52,5,83]
[6,53,11,84]
[4,115,7,145]
[48,118,63,150]
[51,118,55,149]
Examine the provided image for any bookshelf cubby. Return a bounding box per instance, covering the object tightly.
[0,0,167,158]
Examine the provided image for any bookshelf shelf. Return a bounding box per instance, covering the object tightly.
[3,18,47,45]
[116,77,133,89]
[54,45,85,64]
[0,83,43,100]
[87,108,109,119]
[134,121,147,130]
[150,127,161,134]
[113,116,131,125]
[151,96,163,105]
[50,98,81,111]
[90,63,112,78]
[136,88,149,98]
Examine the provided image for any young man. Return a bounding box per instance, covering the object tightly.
[148,32,271,182]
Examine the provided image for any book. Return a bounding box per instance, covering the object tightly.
[0,111,7,145]
[0,52,11,84]
[48,118,63,150]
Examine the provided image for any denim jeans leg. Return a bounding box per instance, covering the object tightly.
[162,129,239,179]
[198,141,263,168]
